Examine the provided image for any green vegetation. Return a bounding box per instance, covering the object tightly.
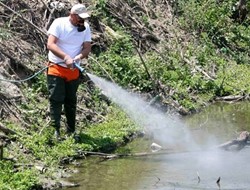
[91,35,154,92]
[0,161,38,190]
[3,85,140,188]
[89,0,250,111]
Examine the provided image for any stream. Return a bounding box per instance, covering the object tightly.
[64,101,250,190]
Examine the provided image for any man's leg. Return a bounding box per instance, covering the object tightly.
[64,78,80,134]
[47,75,65,137]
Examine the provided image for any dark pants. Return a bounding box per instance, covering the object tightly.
[47,75,80,133]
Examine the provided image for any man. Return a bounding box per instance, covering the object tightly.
[46,4,91,139]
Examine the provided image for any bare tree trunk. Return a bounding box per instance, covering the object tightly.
[0,142,3,160]
[238,0,247,21]
[232,0,247,23]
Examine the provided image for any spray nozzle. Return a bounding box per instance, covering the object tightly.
[73,61,85,73]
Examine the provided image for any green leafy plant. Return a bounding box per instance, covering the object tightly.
[0,161,39,190]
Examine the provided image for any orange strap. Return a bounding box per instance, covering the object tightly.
[47,63,79,82]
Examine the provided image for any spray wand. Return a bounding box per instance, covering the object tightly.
[73,61,85,73]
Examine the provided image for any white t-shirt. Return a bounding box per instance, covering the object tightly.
[47,17,91,66]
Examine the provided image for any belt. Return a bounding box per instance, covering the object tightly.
[48,61,68,68]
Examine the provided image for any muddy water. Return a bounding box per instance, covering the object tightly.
[65,102,250,190]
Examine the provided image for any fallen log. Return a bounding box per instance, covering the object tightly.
[75,149,189,160]
[215,95,244,101]
[217,131,249,151]
[73,131,250,160]
[103,150,177,159]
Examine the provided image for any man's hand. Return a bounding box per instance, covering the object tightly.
[64,55,74,68]
[73,54,83,62]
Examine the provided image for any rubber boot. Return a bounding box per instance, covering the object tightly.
[50,99,62,139]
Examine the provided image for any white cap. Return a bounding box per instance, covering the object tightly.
[71,4,90,18]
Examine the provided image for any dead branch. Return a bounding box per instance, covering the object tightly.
[0,1,47,36]
[105,0,160,51]
[44,8,55,31]
[183,57,215,81]
[39,0,52,12]
[0,122,18,135]
[215,95,244,101]
[89,56,115,83]
[0,99,21,122]
[135,47,153,81]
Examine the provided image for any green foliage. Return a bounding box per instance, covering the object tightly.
[216,62,250,95]
[89,0,250,111]
[178,0,232,31]
[0,161,39,190]
[177,0,250,64]
[18,89,48,127]
[91,34,154,92]
[84,106,139,151]
[93,0,111,22]
[6,103,139,168]
[31,73,48,94]
[93,2,217,103]
[16,128,90,166]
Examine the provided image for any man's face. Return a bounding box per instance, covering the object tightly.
[72,14,86,32]
[75,15,85,26]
